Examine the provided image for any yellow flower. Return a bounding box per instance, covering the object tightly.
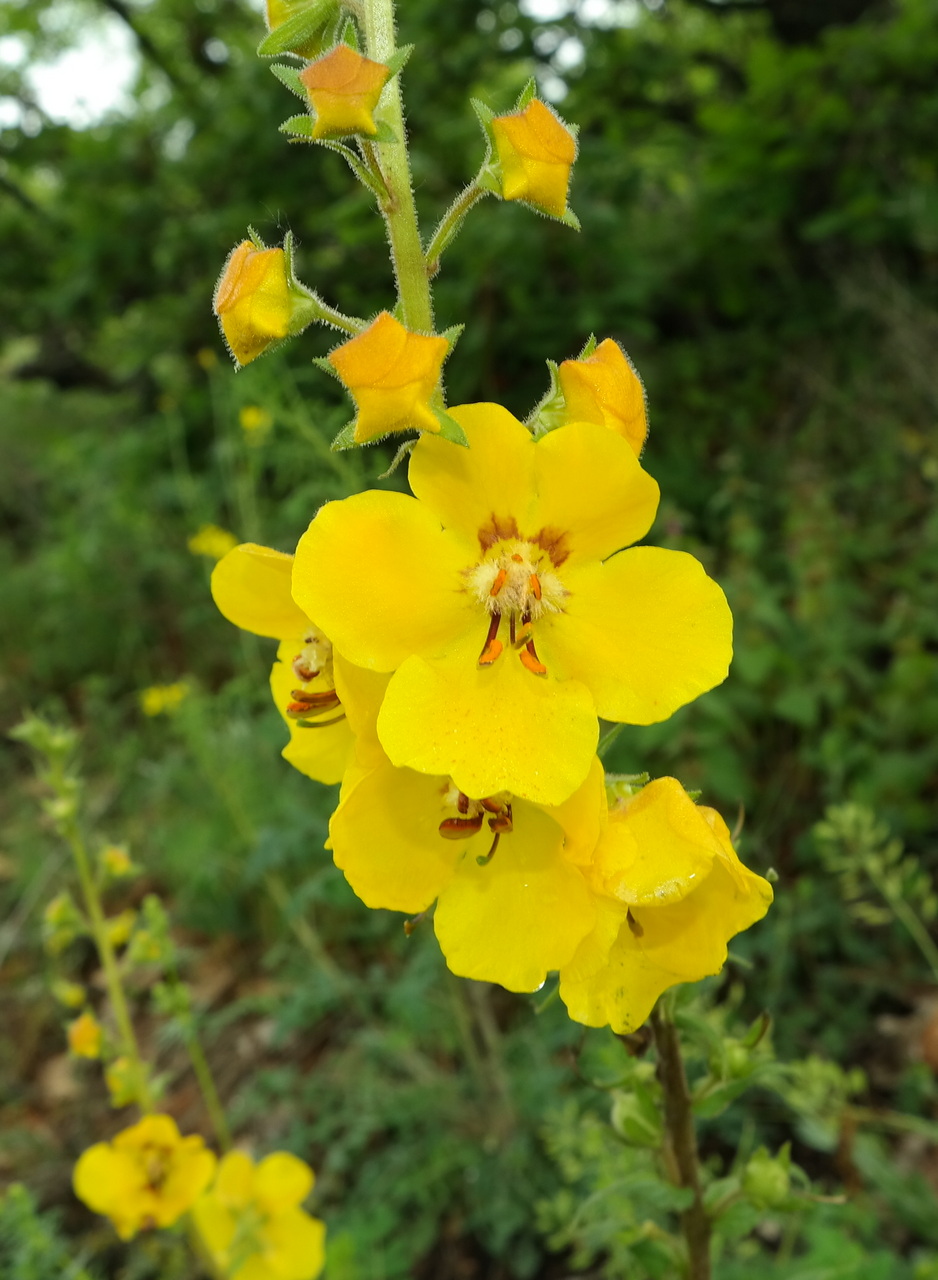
[67,1011,102,1059]
[188,523,239,562]
[99,843,137,880]
[52,979,87,1009]
[192,1150,325,1280]
[328,312,449,444]
[491,99,576,218]
[558,778,773,1032]
[211,542,385,786]
[558,339,648,458]
[240,405,273,443]
[73,1114,216,1240]
[293,405,732,806]
[299,44,391,140]
[105,908,137,950]
[331,749,606,991]
[139,682,189,716]
[214,242,292,367]
[105,1056,138,1108]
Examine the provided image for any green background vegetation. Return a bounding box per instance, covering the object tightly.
[2,0,938,1275]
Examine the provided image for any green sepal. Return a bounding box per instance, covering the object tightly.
[384,43,414,79]
[516,76,537,110]
[557,206,581,231]
[576,333,598,360]
[476,166,502,197]
[246,224,266,250]
[269,62,308,100]
[330,421,358,451]
[470,97,496,135]
[372,121,398,144]
[257,0,339,57]
[280,114,315,138]
[312,354,338,377]
[440,323,464,354]
[338,17,359,51]
[434,410,469,448]
[378,438,417,479]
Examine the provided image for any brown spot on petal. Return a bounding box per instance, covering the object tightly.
[533,526,570,567]
[478,514,521,552]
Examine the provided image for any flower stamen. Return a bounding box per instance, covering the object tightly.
[286,689,342,717]
[440,814,485,839]
[479,612,504,665]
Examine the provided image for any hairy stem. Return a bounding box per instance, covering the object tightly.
[361,0,434,332]
[424,182,487,277]
[651,1001,711,1280]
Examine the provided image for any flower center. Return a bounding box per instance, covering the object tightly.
[437,781,514,865]
[465,537,566,676]
[287,628,345,728]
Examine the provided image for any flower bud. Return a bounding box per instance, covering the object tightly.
[299,44,391,140]
[610,1088,663,1147]
[328,311,449,443]
[105,1056,138,1107]
[558,338,648,458]
[43,891,85,955]
[213,239,317,368]
[187,524,239,562]
[98,844,139,882]
[105,909,137,950]
[52,979,87,1009]
[491,99,576,219]
[742,1145,791,1210]
[67,1010,103,1060]
[139,682,189,717]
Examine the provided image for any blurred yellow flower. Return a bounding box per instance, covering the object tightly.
[73,1114,216,1240]
[299,43,391,140]
[99,843,137,880]
[193,1150,325,1280]
[52,979,87,1009]
[239,405,274,442]
[67,1011,102,1059]
[294,404,732,805]
[211,542,375,785]
[559,778,773,1032]
[197,347,219,371]
[559,338,648,458]
[491,99,576,218]
[188,523,239,561]
[105,908,137,950]
[105,1056,137,1108]
[214,241,291,367]
[139,682,189,717]
[328,311,448,443]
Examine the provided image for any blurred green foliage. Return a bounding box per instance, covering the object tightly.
[2,0,938,1275]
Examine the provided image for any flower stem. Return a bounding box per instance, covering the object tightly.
[360,0,434,333]
[424,182,487,277]
[50,761,153,1112]
[865,858,938,983]
[650,999,711,1280]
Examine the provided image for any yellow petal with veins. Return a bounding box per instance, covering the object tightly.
[377,630,597,806]
[434,800,596,991]
[541,546,732,724]
[212,544,309,640]
[531,420,659,565]
[408,403,537,545]
[329,759,461,912]
[293,490,474,671]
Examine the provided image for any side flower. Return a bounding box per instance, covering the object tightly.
[491,98,577,220]
[213,238,318,368]
[192,1151,325,1280]
[293,404,732,806]
[559,777,774,1032]
[73,1115,215,1240]
[211,543,357,785]
[299,43,391,140]
[558,338,649,457]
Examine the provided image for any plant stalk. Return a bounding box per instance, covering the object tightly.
[651,1001,711,1280]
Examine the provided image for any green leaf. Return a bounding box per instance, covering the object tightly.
[257,0,339,57]
[516,77,537,110]
[330,421,358,451]
[280,114,315,138]
[435,411,469,448]
[384,44,414,79]
[269,62,308,101]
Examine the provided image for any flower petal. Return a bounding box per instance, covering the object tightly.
[434,800,596,991]
[271,643,354,786]
[531,421,659,564]
[293,490,474,670]
[254,1153,314,1214]
[73,1144,140,1217]
[212,544,309,640]
[543,547,732,724]
[377,632,598,806]
[214,1150,255,1210]
[408,404,537,545]
[261,1208,326,1280]
[329,759,461,912]
[543,755,607,867]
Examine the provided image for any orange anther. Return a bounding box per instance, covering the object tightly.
[520,645,547,677]
[480,797,504,814]
[513,621,533,648]
[457,792,470,815]
[490,567,508,597]
[528,573,542,601]
[511,553,523,563]
[479,638,504,666]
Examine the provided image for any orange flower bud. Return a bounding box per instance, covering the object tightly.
[214,242,292,367]
[328,312,448,443]
[299,44,391,140]
[558,339,648,457]
[491,99,576,219]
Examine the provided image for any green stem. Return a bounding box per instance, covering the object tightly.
[309,292,367,335]
[361,0,434,333]
[651,1000,711,1280]
[54,766,153,1111]
[866,859,938,982]
[184,1024,232,1152]
[424,182,488,277]
[598,722,626,759]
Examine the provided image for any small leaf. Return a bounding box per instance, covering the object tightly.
[372,121,398,144]
[378,439,417,479]
[435,411,470,448]
[280,114,315,138]
[330,421,358,451]
[440,323,464,353]
[270,62,308,100]
[339,17,359,50]
[516,77,537,109]
[257,0,339,57]
[384,44,414,78]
